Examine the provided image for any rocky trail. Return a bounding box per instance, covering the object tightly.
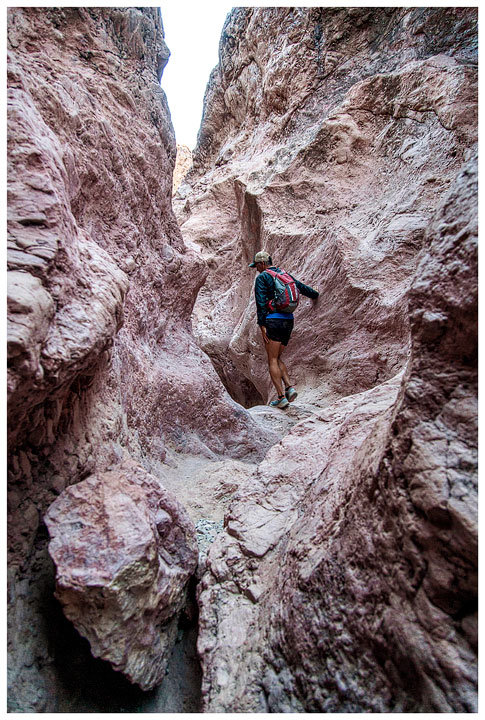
[30,398,319,714]
[163,401,313,524]
[139,398,322,712]
[133,399,323,712]
[7,6,477,713]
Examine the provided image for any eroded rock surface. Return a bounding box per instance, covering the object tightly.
[7,7,271,712]
[196,154,478,713]
[176,7,478,713]
[7,5,478,714]
[175,7,477,409]
[44,458,198,690]
[173,144,193,195]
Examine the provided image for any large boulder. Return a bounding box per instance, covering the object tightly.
[44,458,198,690]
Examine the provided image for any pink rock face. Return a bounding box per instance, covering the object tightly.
[7,5,478,714]
[7,7,273,711]
[172,144,193,195]
[198,374,404,712]
[180,7,477,713]
[175,8,478,408]
[196,157,477,712]
[44,458,198,690]
[7,86,129,453]
[7,7,269,474]
[6,9,271,572]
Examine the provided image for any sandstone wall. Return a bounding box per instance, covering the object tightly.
[175,7,478,712]
[7,7,270,711]
[7,6,478,713]
[175,7,477,408]
[172,144,193,195]
[197,155,477,712]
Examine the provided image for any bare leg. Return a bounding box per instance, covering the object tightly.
[277,344,291,388]
[265,339,284,397]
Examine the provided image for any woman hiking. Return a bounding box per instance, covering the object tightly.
[249,250,319,408]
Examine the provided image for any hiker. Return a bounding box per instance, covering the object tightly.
[249,250,319,408]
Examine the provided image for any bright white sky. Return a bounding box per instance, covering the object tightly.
[160,3,233,150]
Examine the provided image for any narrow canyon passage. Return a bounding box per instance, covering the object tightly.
[7,6,477,713]
[13,394,314,713]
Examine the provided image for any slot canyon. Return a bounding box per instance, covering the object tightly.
[7,6,477,713]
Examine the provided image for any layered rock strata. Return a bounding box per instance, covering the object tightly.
[175,6,478,713]
[7,7,271,711]
[44,458,198,690]
[6,5,478,713]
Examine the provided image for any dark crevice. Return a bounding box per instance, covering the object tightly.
[207,351,264,409]
[19,541,203,712]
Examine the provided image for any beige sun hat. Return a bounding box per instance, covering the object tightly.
[248,250,272,267]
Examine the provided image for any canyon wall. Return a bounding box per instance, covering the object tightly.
[175,7,478,712]
[7,6,478,713]
[7,7,271,711]
[175,7,477,409]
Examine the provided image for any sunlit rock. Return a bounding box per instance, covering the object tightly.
[180,7,478,713]
[173,144,193,195]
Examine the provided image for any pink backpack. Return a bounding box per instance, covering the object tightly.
[265,269,300,313]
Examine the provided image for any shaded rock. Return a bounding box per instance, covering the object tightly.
[7,6,269,478]
[197,373,404,712]
[44,458,198,691]
[7,7,274,710]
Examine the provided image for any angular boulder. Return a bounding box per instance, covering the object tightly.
[44,458,198,690]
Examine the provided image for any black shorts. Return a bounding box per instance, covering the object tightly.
[265,318,294,346]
